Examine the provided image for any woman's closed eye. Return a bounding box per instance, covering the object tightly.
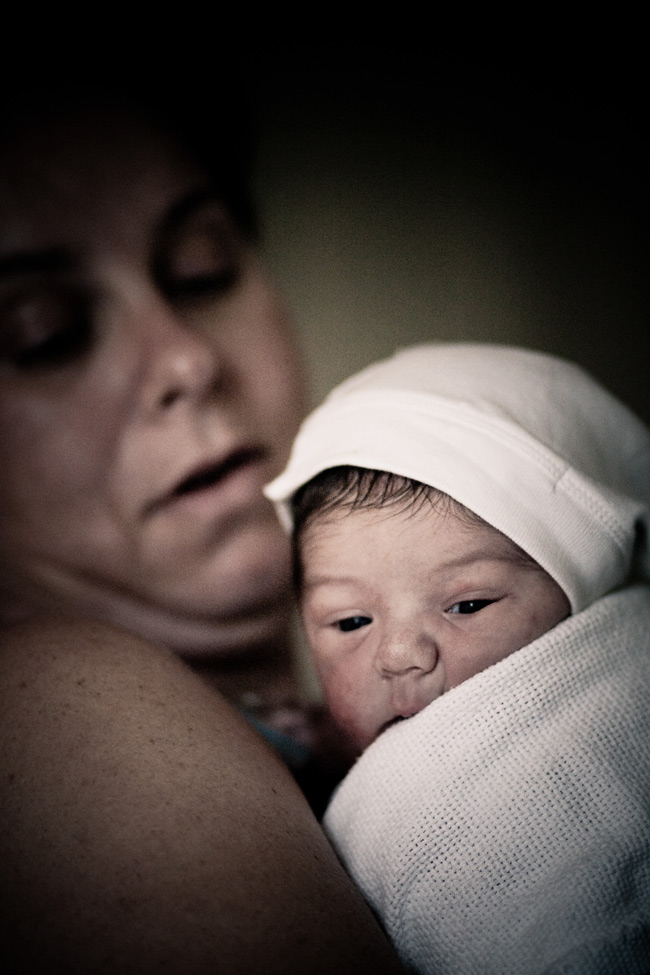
[0,286,94,369]
[336,615,372,632]
[448,599,496,615]
[156,213,241,303]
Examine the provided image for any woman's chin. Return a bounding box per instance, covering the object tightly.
[198,523,293,615]
[135,528,294,655]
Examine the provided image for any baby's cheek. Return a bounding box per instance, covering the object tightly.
[318,661,353,724]
[318,661,371,754]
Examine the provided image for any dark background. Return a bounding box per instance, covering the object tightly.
[5,29,647,420]
[247,41,647,420]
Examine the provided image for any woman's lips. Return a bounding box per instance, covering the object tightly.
[146,445,269,517]
[171,446,266,499]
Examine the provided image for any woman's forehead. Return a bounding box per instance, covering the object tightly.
[0,109,203,255]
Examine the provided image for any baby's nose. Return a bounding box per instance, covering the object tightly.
[374,632,438,678]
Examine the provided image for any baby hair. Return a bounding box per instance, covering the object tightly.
[266,343,650,613]
[291,465,537,591]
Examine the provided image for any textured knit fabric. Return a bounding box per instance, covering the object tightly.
[265,342,650,970]
[323,585,650,975]
[265,343,650,612]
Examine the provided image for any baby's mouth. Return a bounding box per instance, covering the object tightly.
[377,715,408,738]
[377,698,437,740]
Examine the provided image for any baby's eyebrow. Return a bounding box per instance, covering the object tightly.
[430,551,520,572]
[301,575,361,594]
[302,553,520,595]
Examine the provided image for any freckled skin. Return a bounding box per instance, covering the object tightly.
[301,504,570,753]
[0,102,406,975]
[0,618,407,974]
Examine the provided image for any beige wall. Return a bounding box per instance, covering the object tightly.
[251,73,648,425]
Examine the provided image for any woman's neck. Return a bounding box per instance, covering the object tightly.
[186,623,300,710]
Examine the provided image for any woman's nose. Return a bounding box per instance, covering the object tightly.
[374,630,439,678]
[134,296,223,417]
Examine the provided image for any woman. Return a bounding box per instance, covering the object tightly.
[0,83,404,972]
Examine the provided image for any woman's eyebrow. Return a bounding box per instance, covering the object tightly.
[0,191,224,283]
[157,186,224,239]
[0,248,71,281]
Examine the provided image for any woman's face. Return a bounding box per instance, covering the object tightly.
[0,106,307,657]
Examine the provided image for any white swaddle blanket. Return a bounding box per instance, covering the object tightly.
[265,343,650,973]
[324,585,650,975]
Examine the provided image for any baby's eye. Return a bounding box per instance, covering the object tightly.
[448,599,495,615]
[336,615,372,632]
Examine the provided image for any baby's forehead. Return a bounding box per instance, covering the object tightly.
[299,496,529,565]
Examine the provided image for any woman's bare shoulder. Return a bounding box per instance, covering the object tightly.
[0,614,202,694]
[0,618,405,974]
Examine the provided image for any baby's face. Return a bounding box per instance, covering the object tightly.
[300,502,570,753]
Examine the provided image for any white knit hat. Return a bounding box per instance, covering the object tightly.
[265,343,650,613]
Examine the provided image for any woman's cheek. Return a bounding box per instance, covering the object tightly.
[229,272,307,437]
